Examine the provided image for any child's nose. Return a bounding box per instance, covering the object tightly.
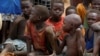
[24,8,28,11]
[56,10,60,13]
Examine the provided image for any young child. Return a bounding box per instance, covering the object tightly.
[65,6,77,15]
[65,6,85,52]
[46,0,64,41]
[91,12,100,56]
[0,0,33,56]
[85,9,100,53]
[24,5,57,55]
[9,0,33,39]
[57,14,83,56]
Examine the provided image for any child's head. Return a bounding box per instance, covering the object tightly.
[87,9,100,27]
[51,0,64,18]
[21,0,33,16]
[92,0,100,11]
[63,14,81,32]
[65,6,76,15]
[29,5,49,23]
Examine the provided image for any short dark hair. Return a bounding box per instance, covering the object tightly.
[34,5,50,21]
[51,0,64,9]
[65,6,76,15]
[21,0,31,2]
[21,0,33,5]
[86,9,100,21]
[87,8,100,15]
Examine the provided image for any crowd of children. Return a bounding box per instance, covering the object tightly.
[0,0,100,56]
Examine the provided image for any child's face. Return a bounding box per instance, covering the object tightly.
[87,12,98,27]
[66,9,76,15]
[51,3,64,18]
[29,8,40,23]
[92,0,100,11]
[63,19,73,32]
[21,1,32,16]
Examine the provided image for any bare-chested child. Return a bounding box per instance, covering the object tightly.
[55,14,83,56]
[24,5,57,55]
[0,0,33,56]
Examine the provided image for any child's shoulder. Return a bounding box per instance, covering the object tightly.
[91,22,100,31]
[45,25,54,33]
[14,15,25,24]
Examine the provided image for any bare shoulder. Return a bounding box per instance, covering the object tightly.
[14,15,25,24]
[91,22,100,31]
[45,25,54,33]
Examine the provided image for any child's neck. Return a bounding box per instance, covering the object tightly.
[23,14,29,20]
[50,16,61,22]
[35,22,45,31]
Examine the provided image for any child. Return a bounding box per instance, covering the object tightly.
[24,5,56,55]
[46,0,64,41]
[0,0,33,56]
[9,0,33,39]
[46,0,65,55]
[65,6,85,52]
[91,12,100,56]
[65,6,76,15]
[57,14,83,56]
[85,9,100,53]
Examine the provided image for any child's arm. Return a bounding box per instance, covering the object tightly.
[45,26,58,54]
[9,15,25,39]
[76,28,85,55]
[79,28,85,52]
[24,22,32,53]
[57,35,66,54]
[92,37,100,56]
[45,26,66,54]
